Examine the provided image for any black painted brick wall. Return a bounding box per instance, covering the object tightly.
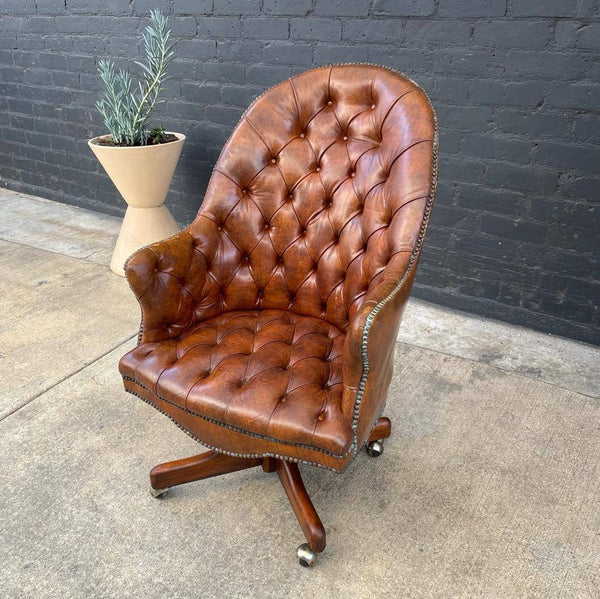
[0,0,598,344]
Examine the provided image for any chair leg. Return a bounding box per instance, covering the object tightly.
[276,459,326,563]
[150,450,261,493]
[149,451,326,566]
[366,416,392,457]
[261,457,277,472]
[367,416,392,443]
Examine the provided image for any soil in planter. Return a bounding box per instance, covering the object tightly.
[93,133,179,147]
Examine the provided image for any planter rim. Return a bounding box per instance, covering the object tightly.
[88,131,185,148]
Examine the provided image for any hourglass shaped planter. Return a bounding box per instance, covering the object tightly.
[88,133,185,276]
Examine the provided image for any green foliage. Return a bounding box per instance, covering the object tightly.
[148,124,167,144]
[95,10,176,145]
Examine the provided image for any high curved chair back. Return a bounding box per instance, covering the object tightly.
[185,64,437,332]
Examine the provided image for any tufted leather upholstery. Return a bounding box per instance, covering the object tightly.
[121,309,351,455]
[120,64,438,471]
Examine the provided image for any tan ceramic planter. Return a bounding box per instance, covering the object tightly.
[88,132,185,276]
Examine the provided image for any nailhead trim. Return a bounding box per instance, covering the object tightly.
[351,103,439,453]
[121,63,438,470]
[124,386,347,474]
[127,382,387,474]
[124,376,352,458]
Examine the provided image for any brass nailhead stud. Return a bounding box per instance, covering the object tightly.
[271,158,277,164]
[327,100,333,106]
[343,136,348,141]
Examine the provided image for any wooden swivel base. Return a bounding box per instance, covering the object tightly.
[149,417,391,567]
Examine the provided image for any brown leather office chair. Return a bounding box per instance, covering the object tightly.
[120,64,438,566]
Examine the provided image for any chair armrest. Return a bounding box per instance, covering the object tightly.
[341,252,418,449]
[124,229,208,344]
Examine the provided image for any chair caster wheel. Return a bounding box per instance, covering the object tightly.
[296,543,317,567]
[366,440,384,457]
[150,486,170,498]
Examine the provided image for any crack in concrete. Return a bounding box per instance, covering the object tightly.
[0,334,137,423]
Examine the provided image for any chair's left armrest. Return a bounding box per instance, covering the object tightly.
[341,253,418,449]
[125,229,208,344]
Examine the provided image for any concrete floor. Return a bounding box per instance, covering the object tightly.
[1,189,599,598]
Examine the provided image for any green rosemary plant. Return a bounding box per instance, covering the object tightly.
[95,9,176,146]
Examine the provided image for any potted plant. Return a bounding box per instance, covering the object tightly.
[88,10,184,276]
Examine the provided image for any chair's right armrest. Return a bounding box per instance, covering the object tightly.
[124,229,208,344]
[341,252,418,450]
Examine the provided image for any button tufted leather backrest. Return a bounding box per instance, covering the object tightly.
[188,64,436,332]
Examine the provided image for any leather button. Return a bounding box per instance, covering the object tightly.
[316,167,320,172]
[317,412,325,421]
[327,100,333,106]
[288,193,293,199]
[264,223,270,229]
[280,396,287,403]
[350,171,355,177]
[244,255,250,261]
[271,158,277,164]
[299,133,305,138]
[217,226,223,231]
[371,104,376,109]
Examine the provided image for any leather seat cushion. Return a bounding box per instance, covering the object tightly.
[120,310,353,455]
